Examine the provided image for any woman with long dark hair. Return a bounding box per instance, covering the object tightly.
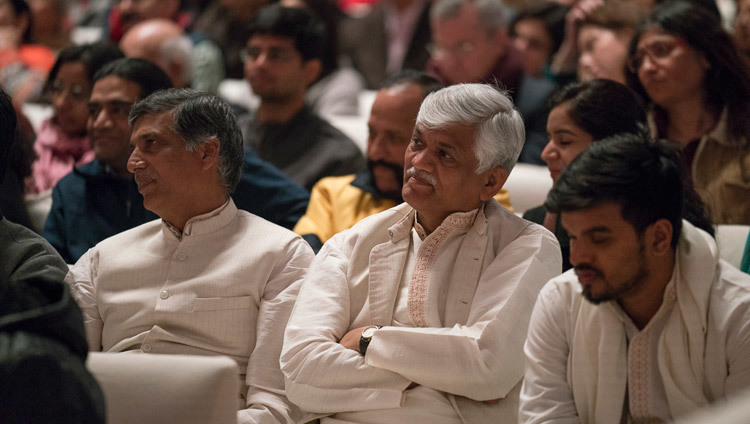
[625,1,750,224]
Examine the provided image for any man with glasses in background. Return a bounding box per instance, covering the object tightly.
[426,0,553,164]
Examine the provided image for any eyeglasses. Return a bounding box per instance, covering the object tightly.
[50,80,88,102]
[426,41,476,59]
[626,38,686,73]
[240,46,297,63]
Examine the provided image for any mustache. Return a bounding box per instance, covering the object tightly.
[405,166,437,186]
[574,264,605,279]
[369,159,403,177]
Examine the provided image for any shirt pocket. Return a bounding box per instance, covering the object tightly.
[191,296,254,312]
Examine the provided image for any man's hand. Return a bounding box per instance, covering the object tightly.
[339,326,369,352]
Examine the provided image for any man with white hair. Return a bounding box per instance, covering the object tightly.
[120,19,224,92]
[281,83,562,422]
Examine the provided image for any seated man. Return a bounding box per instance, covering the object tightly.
[43,58,171,263]
[238,4,365,190]
[294,70,514,252]
[281,84,562,422]
[44,58,309,262]
[66,89,314,424]
[520,135,750,423]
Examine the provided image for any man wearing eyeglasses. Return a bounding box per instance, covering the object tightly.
[238,4,365,191]
[426,0,555,165]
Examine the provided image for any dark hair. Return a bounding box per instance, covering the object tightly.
[288,0,344,79]
[381,69,443,98]
[510,1,570,55]
[548,79,647,141]
[626,1,750,143]
[248,4,326,62]
[128,89,244,194]
[8,0,33,43]
[545,134,716,248]
[653,0,721,20]
[92,58,173,99]
[45,43,124,93]
[0,89,17,183]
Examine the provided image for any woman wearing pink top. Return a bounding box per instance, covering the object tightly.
[26,43,122,194]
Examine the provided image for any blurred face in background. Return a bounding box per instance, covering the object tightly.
[633,29,708,110]
[50,61,91,136]
[577,24,631,83]
[430,2,506,84]
[512,17,554,78]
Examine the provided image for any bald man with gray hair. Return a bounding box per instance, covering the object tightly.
[281,83,561,423]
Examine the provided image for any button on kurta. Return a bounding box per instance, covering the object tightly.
[160,290,169,299]
[142,343,152,352]
[177,254,188,261]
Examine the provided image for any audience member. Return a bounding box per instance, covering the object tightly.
[520,134,750,423]
[524,79,647,271]
[0,0,55,105]
[575,0,645,83]
[193,0,272,79]
[427,0,521,91]
[295,70,514,251]
[238,4,364,190]
[626,1,750,224]
[66,89,314,424]
[340,0,432,89]
[280,0,365,116]
[43,58,170,263]
[281,84,562,422]
[510,1,569,79]
[0,87,67,281]
[0,277,105,424]
[119,18,225,92]
[427,0,555,164]
[26,43,123,195]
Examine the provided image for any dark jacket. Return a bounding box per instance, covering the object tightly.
[523,205,571,272]
[1,211,68,282]
[42,159,157,264]
[0,277,105,423]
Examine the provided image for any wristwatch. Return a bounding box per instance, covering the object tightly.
[359,325,382,355]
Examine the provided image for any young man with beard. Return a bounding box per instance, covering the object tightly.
[520,134,750,423]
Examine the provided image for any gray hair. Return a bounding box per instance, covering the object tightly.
[430,0,508,34]
[128,89,244,194]
[416,83,524,173]
[159,34,193,86]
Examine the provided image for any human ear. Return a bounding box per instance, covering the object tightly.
[479,167,509,201]
[648,219,673,256]
[199,138,220,171]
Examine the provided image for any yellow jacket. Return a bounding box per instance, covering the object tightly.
[294,173,513,247]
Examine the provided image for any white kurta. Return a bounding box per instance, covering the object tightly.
[66,199,314,424]
[520,221,750,423]
[281,200,562,422]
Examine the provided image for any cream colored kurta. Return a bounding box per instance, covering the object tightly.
[281,200,562,423]
[66,199,314,424]
[520,221,750,423]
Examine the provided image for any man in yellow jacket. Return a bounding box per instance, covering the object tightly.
[295,70,512,251]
